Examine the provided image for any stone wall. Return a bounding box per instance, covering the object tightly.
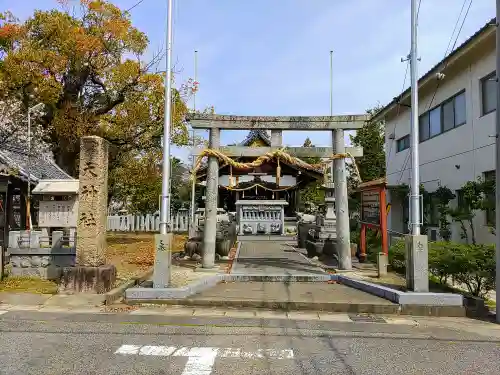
[7,230,75,279]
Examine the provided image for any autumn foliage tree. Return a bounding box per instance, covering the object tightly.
[0,1,196,178]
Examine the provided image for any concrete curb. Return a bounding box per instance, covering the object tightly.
[125,274,221,302]
[105,268,153,305]
[332,275,464,305]
[129,298,400,314]
[125,272,332,303]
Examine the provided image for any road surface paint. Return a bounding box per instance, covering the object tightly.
[0,311,7,316]
[115,345,294,374]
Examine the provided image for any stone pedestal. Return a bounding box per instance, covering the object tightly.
[59,265,116,294]
[377,252,388,277]
[153,233,173,288]
[305,183,338,260]
[405,234,429,292]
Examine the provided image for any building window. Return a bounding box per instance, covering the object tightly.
[484,170,495,226]
[419,114,430,141]
[419,90,466,142]
[481,71,496,115]
[396,135,410,152]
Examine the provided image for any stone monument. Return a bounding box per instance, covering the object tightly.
[59,136,116,293]
[305,182,337,260]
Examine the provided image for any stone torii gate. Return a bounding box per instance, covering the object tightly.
[188,114,368,270]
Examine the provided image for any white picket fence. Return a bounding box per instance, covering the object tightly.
[107,211,191,233]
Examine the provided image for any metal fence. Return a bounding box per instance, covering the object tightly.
[107,211,191,233]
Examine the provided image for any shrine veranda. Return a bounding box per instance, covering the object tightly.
[187,114,367,271]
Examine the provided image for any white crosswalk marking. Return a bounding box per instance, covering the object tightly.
[114,344,294,374]
[181,348,218,375]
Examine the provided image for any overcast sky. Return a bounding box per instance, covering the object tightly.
[2,0,495,161]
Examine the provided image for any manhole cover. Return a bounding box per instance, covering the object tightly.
[348,314,386,323]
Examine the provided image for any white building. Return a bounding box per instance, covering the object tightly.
[371,18,496,244]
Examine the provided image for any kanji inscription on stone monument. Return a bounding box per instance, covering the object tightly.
[76,136,109,267]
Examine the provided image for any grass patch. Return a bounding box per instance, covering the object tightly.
[106,232,187,284]
[0,277,58,294]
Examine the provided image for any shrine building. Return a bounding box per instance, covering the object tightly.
[195,129,324,217]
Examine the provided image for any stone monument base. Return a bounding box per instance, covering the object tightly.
[58,265,117,294]
[305,239,337,258]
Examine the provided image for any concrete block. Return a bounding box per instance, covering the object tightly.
[152,233,173,288]
[398,292,463,306]
[377,253,388,277]
[405,234,429,292]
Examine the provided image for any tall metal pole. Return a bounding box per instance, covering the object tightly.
[27,109,31,231]
[190,50,198,229]
[494,2,500,323]
[405,0,428,293]
[409,0,420,236]
[329,50,334,181]
[160,0,174,235]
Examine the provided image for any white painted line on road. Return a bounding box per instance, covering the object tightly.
[180,348,218,375]
[115,345,293,375]
[0,311,7,316]
[115,344,294,360]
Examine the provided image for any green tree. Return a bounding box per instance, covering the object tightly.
[0,1,196,177]
[298,137,323,209]
[111,153,190,214]
[348,106,386,189]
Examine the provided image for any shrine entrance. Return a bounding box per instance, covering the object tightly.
[188,114,367,271]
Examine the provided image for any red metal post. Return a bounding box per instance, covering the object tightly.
[360,223,366,262]
[379,186,388,256]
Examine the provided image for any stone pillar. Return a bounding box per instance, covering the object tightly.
[332,129,352,270]
[60,136,116,293]
[271,130,282,146]
[202,128,220,269]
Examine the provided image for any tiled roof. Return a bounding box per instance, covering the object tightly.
[0,143,73,183]
[240,130,271,146]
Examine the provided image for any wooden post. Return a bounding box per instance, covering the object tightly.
[360,224,366,262]
[379,186,388,256]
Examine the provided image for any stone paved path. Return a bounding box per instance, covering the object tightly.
[231,241,326,276]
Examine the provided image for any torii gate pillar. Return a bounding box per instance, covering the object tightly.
[332,129,351,270]
[202,127,220,269]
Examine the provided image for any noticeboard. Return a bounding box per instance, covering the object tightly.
[361,189,380,225]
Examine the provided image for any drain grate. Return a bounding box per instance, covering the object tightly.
[348,314,387,323]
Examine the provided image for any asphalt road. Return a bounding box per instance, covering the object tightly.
[1,310,500,375]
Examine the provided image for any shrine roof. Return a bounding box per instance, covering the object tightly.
[241,130,271,146]
[0,142,74,183]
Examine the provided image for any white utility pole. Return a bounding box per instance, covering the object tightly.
[406,0,429,292]
[329,50,334,180]
[153,0,174,289]
[160,0,174,235]
[190,50,198,231]
[494,2,500,323]
[409,0,421,237]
